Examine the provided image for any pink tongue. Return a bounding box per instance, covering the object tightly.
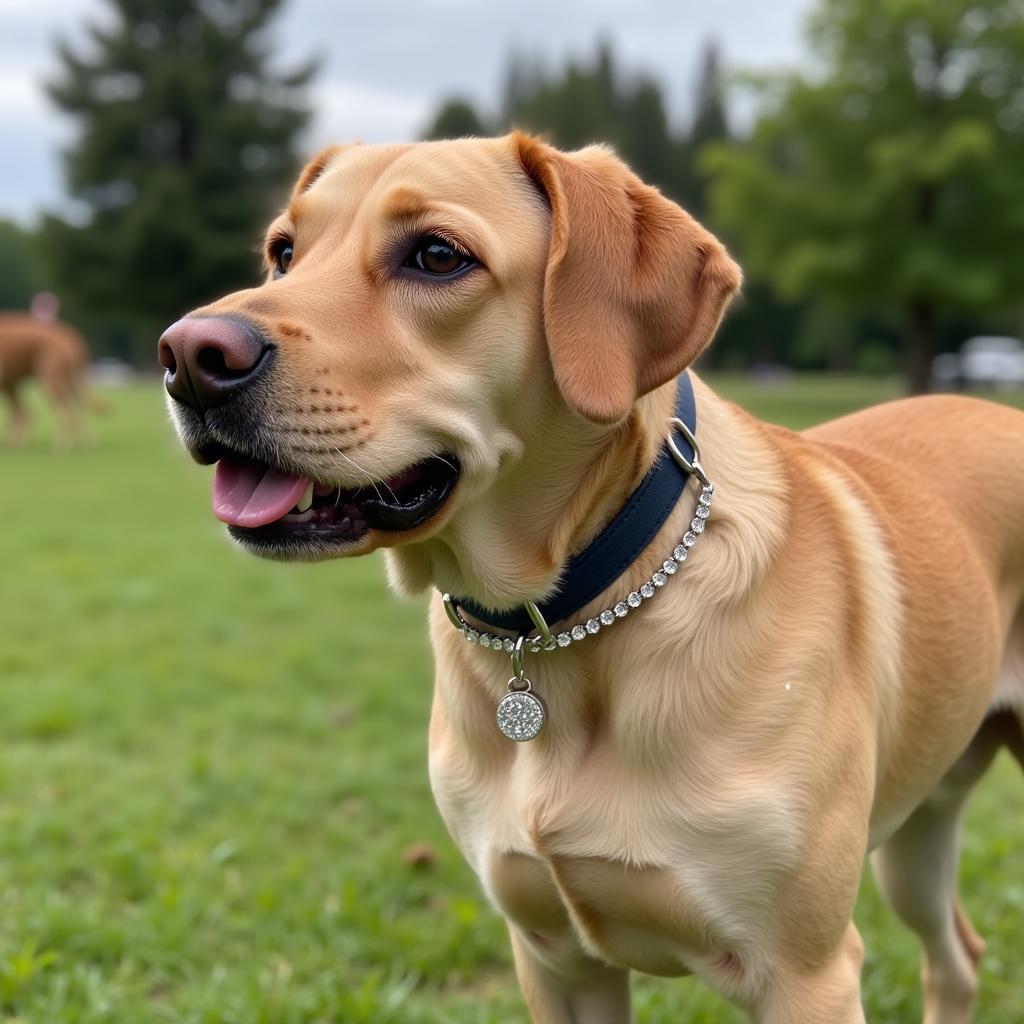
[213,460,310,528]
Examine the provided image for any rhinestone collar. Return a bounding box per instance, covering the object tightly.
[439,375,714,741]
[444,372,704,638]
[444,478,713,656]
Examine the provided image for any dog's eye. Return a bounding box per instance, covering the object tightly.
[272,243,294,278]
[405,236,475,277]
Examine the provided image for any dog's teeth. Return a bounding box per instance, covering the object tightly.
[296,482,314,513]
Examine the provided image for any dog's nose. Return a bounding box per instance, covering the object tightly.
[158,316,272,411]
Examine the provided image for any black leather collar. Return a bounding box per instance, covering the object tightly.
[450,373,698,635]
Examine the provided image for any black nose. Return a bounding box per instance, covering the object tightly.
[158,316,272,412]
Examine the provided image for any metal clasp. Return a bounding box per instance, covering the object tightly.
[511,635,528,683]
[525,601,556,651]
[667,418,711,489]
[442,592,463,630]
[443,592,556,654]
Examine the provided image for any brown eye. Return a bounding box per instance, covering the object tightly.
[405,235,475,277]
[273,244,294,277]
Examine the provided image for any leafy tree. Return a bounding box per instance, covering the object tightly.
[42,0,314,359]
[704,0,1024,392]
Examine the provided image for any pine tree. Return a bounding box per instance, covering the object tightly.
[691,41,729,154]
[422,99,491,140]
[675,41,729,219]
[501,50,545,123]
[0,221,45,311]
[620,80,676,195]
[42,0,314,356]
[501,44,680,197]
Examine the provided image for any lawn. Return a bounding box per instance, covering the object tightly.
[0,375,1022,1023]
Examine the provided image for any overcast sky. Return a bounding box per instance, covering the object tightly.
[0,0,812,223]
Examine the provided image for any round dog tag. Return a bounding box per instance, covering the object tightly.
[496,680,546,742]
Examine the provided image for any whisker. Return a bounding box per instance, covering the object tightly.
[379,477,401,505]
[431,453,459,474]
[333,448,399,506]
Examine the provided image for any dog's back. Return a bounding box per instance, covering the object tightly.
[807,393,1024,573]
[808,392,1024,745]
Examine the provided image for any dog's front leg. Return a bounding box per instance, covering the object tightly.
[509,925,632,1024]
[749,922,866,1024]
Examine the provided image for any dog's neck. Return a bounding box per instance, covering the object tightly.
[385,379,676,610]
[423,376,790,758]
[386,370,789,628]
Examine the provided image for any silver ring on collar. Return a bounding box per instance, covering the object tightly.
[668,417,711,489]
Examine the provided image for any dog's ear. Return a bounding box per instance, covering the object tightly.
[292,145,349,197]
[513,133,742,423]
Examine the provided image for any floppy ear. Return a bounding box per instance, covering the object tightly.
[513,133,742,423]
[291,144,349,197]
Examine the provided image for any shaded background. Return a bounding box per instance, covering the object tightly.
[1,1,1023,1021]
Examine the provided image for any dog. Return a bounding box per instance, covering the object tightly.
[159,134,1024,1023]
[0,312,93,446]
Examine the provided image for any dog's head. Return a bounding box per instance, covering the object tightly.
[160,134,740,587]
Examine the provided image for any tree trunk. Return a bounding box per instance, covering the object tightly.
[905,299,935,395]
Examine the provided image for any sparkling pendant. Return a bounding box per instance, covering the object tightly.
[496,680,546,742]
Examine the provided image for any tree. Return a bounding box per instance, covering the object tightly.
[704,0,1024,392]
[42,0,314,359]
[422,99,491,140]
[500,50,546,123]
[423,41,727,206]
[0,221,45,311]
[484,43,684,200]
[680,41,729,217]
[510,47,625,152]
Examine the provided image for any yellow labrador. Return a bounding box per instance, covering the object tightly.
[160,134,1024,1023]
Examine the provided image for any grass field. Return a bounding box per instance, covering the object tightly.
[1,375,1022,1023]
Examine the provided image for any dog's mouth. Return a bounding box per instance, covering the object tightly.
[211,450,461,556]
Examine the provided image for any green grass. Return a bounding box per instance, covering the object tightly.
[0,375,1021,1023]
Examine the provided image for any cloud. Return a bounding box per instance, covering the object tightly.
[0,0,812,221]
[0,67,49,119]
[308,82,433,147]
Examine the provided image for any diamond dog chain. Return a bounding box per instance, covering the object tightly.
[443,483,713,654]
[442,417,713,740]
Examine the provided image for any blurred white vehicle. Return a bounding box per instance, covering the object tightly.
[89,357,135,387]
[932,336,1024,390]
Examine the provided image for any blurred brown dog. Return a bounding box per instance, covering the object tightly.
[0,313,92,445]
[161,135,1024,1023]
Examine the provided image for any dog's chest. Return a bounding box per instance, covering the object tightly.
[433,740,801,978]
[484,845,712,977]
